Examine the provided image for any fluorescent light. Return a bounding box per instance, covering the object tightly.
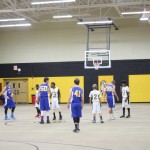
[140,17,149,21]
[53,15,72,19]
[77,20,113,25]
[122,11,150,15]
[0,18,25,22]
[0,23,31,28]
[31,0,75,5]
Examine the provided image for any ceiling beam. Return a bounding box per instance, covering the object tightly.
[0,1,150,14]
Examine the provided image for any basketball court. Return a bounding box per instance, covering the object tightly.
[0,0,150,150]
[0,104,150,150]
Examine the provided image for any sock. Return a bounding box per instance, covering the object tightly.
[75,123,78,129]
[59,111,62,117]
[100,116,103,121]
[123,107,125,116]
[127,108,130,116]
[53,112,56,118]
[47,116,50,121]
[41,116,44,122]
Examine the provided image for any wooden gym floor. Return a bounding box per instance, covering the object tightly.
[0,103,150,150]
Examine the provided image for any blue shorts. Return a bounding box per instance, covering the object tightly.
[40,97,50,111]
[4,98,16,109]
[71,103,82,118]
[107,96,115,108]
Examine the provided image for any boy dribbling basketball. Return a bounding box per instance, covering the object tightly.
[89,84,104,123]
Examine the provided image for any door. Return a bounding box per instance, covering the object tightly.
[4,79,28,103]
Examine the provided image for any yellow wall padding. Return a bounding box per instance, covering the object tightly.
[129,75,150,102]
[50,76,84,103]
[98,75,114,102]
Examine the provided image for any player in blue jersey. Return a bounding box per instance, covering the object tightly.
[37,77,51,124]
[105,80,119,121]
[2,81,16,120]
[67,78,84,133]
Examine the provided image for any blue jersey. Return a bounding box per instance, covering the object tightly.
[6,86,13,99]
[71,86,83,103]
[106,83,114,97]
[40,83,49,97]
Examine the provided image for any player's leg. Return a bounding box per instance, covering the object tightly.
[52,100,56,120]
[11,107,16,119]
[76,103,82,132]
[126,99,131,118]
[39,98,45,124]
[92,102,96,123]
[71,103,79,133]
[46,111,50,123]
[97,103,104,123]
[40,111,44,124]
[56,100,62,120]
[4,108,9,120]
[111,96,116,119]
[120,97,126,118]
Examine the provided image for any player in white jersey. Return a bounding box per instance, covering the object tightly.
[120,80,131,118]
[35,84,41,118]
[50,82,62,121]
[89,84,104,123]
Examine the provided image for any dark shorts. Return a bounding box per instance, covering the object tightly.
[4,98,16,109]
[40,97,50,111]
[71,103,82,118]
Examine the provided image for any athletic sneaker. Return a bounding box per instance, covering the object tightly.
[39,121,44,124]
[100,120,104,123]
[93,118,96,123]
[59,116,62,121]
[53,117,56,120]
[35,115,39,117]
[126,115,131,118]
[47,120,50,124]
[120,115,125,118]
[73,128,79,133]
[5,117,10,120]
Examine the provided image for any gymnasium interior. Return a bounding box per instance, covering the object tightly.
[0,0,150,150]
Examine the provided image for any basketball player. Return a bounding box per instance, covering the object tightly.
[35,84,41,118]
[120,80,131,118]
[105,80,119,120]
[50,82,62,121]
[67,78,84,133]
[2,81,16,120]
[89,84,104,123]
[37,77,51,124]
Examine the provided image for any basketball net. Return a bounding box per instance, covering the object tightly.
[94,62,100,70]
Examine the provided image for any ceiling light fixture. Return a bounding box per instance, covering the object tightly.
[77,20,113,25]
[31,0,76,5]
[140,17,149,21]
[53,15,72,19]
[122,11,150,15]
[0,18,25,22]
[0,23,31,28]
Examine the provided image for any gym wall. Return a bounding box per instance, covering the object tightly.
[0,23,150,64]
[0,22,150,103]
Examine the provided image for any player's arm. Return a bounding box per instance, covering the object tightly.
[120,86,122,94]
[58,89,61,103]
[99,94,102,106]
[67,88,72,109]
[104,90,107,102]
[113,86,119,101]
[37,88,40,104]
[89,92,92,104]
[81,90,84,109]
[1,87,6,95]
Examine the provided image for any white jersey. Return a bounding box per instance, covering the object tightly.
[50,87,59,100]
[122,86,129,98]
[89,90,101,102]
